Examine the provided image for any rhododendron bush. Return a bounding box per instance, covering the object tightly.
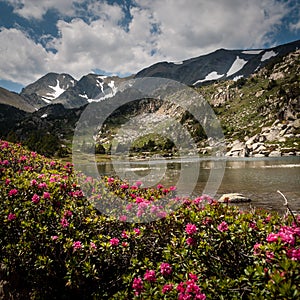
[0,140,299,299]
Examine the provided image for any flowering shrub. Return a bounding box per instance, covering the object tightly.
[0,140,299,299]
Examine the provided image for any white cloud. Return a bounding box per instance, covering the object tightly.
[5,0,84,20]
[134,0,292,60]
[0,27,50,84]
[0,0,297,87]
[290,20,300,31]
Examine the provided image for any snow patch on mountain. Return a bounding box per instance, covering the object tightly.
[242,50,263,54]
[46,80,66,99]
[96,80,105,93]
[193,71,224,85]
[226,56,248,76]
[261,51,277,62]
[41,97,52,104]
[79,93,88,99]
[233,75,244,81]
[87,80,118,103]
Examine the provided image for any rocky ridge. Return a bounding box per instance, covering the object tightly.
[198,49,300,157]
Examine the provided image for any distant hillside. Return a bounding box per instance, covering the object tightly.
[0,87,35,112]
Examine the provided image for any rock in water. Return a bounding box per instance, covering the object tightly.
[218,193,251,203]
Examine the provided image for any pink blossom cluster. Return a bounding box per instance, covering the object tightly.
[177,274,206,300]
[160,262,172,277]
[132,277,143,296]
[266,225,300,246]
[185,223,198,235]
[217,221,229,232]
[144,269,156,282]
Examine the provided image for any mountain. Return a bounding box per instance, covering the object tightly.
[135,39,300,86]
[0,40,299,158]
[0,87,35,112]
[20,72,77,109]
[52,74,131,109]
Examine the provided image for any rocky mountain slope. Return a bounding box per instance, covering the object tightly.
[199,49,300,157]
[135,39,300,86]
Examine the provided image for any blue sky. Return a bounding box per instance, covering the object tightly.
[0,0,299,92]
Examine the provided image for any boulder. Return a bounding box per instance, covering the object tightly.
[218,193,251,203]
[225,142,250,157]
[269,150,282,157]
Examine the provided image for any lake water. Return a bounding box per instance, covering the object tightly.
[92,156,300,214]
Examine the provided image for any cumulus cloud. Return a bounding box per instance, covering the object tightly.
[0,27,50,84]
[5,0,84,19]
[0,0,297,86]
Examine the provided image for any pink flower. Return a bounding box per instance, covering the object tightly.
[51,235,58,240]
[43,192,50,199]
[266,233,279,243]
[30,179,37,186]
[32,194,40,204]
[266,251,275,260]
[1,160,9,166]
[120,184,128,189]
[135,197,144,203]
[109,238,119,246]
[217,221,229,232]
[8,188,18,197]
[7,213,16,221]
[107,177,115,184]
[60,218,69,228]
[135,180,142,187]
[144,270,156,282]
[132,277,143,296]
[162,283,173,294]
[5,179,11,185]
[157,210,167,219]
[126,203,133,211]
[19,155,27,162]
[170,185,177,191]
[157,184,164,189]
[133,228,141,235]
[185,281,200,294]
[63,210,73,217]
[50,161,56,166]
[186,223,198,235]
[160,262,172,276]
[38,182,48,189]
[90,242,97,249]
[253,243,262,255]
[287,248,300,261]
[186,237,196,246]
[121,230,129,238]
[130,185,138,190]
[119,215,127,222]
[72,241,82,250]
[249,221,257,230]
[189,273,198,281]
[195,294,206,300]
[31,151,37,157]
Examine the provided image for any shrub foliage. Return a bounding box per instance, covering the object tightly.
[0,140,299,299]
